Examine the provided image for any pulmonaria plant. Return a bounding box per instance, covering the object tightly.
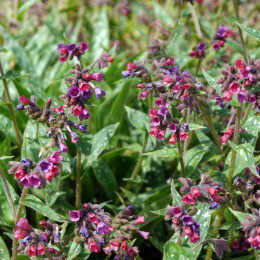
[165,205,200,243]
[8,152,62,187]
[69,203,148,259]
[212,24,230,50]
[57,42,89,63]
[189,42,206,59]
[179,174,229,209]
[219,126,246,145]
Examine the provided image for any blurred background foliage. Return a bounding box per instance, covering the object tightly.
[1,0,260,259]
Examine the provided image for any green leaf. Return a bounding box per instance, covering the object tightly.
[228,208,248,222]
[90,123,119,163]
[152,1,173,25]
[91,5,109,61]
[167,17,183,57]
[0,236,10,260]
[22,194,68,222]
[219,221,241,230]
[0,48,7,53]
[151,209,166,216]
[189,124,206,131]
[228,141,257,176]
[0,70,30,80]
[67,241,82,260]
[228,16,242,24]
[202,69,221,94]
[0,156,14,160]
[236,22,260,41]
[171,180,182,206]
[125,106,150,131]
[225,38,243,55]
[241,115,260,147]
[76,131,93,158]
[21,136,33,159]
[92,159,118,200]
[163,241,193,260]
[143,148,179,158]
[0,178,25,226]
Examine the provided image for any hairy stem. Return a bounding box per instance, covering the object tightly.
[0,167,16,220]
[12,187,28,260]
[177,141,186,178]
[0,61,22,148]
[242,103,252,125]
[183,108,190,161]
[177,234,182,246]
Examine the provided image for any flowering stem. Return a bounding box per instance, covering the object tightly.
[195,58,202,78]
[0,61,22,148]
[177,234,182,246]
[205,205,226,260]
[242,103,252,125]
[177,141,186,178]
[0,167,16,221]
[227,105,242,190]
[75,121,82,210]
[183,108,190,161]
[12,187,28,260]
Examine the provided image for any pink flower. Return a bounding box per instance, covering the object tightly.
[189,50,197,58]
[225,128,234,137]
[54,105,65,113]
[149,108,158,116]
[79,42,89,52]
[169,134,176,145]
[165,57,175,65]
[220,135,229,145]
[171,206,182,218]
[59,56,67,63]
[110,241,120,251]
[155,97,164,107]
[156,130,165,140]
[179,131,188,141]
[28,245,37,257]
[69,210,82,222]
[222,91,232,101]
[162,75,172,84]
[184,226,192,236]
[37,243,45,256]
[91,73,103,82]
[183,194,196,205]
[15,168,25,179]
[192,188,200,198]
[19,95,30,104]
[135,216,146,224]
[183,83,190,89]
[89,239,100,253]
[235,59,245,69]
[190,231,200,243]
[227,81,240,94]
[45,172,55,182]
[79,82,91,91]
[213,42,221,50]
[73,105,83,116]
[28,173,42,188]
[48,152,62,164]
[88,213,99,224]
[58,141,68,153]
[16,218,31,230]
[150,116,161,127]
[18,174,30,188]
[127,62,137,70]
[139,91,149,100]
[137,230,149,239]
[14,228,27,239]
[149,127,159,137]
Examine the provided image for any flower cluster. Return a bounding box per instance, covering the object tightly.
[17,95,87,151]
[62,64,106,121]
[219,126,246,145]
[165,205,200,243]
[189,42,206,59]
[57,42,89,63]
[69,203,113,253]
[241,209,260,250]
[8,152,62,188]
[213,24,230,50]
[179,174,228,209]
[217,59,260,106]
[232,233,249,253]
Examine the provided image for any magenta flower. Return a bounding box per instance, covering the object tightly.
[39,161,52,173]
[79,42,89,52]
[172,206,183,218]
[91,73,103,82]
[16,217,31,230]
[18,174,30,188]
[89,240,100,253]
[155,97,164,107]
[58,141,68,153]
[73,105,83,116]
[139,91,149,100]
[79,108,90,121]
[48,152,62,164]
[150,116,161,127]
[169,123,177,133]
[67,43,76,53]
[227,81,240,94]
[28,173,42,188]
[197,42,206,51]
[237,89,247,103]
[182,194,195,205]
[68,86,80,98]
[19,95,31,104]
[69,210,82,222]
[137,230,149,239]
[97,222,112,235]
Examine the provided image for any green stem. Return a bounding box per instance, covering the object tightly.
[0,61,22,148]
[242,103,252,125]
[173,0,183,29]
[195,58,202,78]
[12,187,28,260]
[177,234,182,246]
[177,141,186,177]
[255,249,260,260]
[189,3,203,39]
[183,108,190,161]
[0,167,16,220]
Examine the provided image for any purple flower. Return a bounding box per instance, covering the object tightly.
[57,43,66,51]
[137,230,149,239]
[54,233,61,243]
[70,132,79,140]
[41,234,48,243]
[79,108,90,121]
[49,152,62,163]
[169,123,177,133]
[21,158,31,166]
[68,86,80,98]
[237,89,247,103]
[58,141,68,153]
[181,214,195,225]
[79,42,89,52]
[18,174,30,188]
[215,96,226,108]
[249,95,257,104]
[77,124,87,132]
[128,205,135,210]
[91,73,103,82]
[209,201,219,210]
[169,66,180,74]
[191,221,200,234]
[16,104,24,110]
[94,87,106,100]
[67,43,76,53]
[183,123,189,131]
[28,173,42,188]
[48,116,55,123]
[69,210,82,222]
[182,70,191,78]
[171,206,182,218]
[234,176,241,183]
[79,222,89,237]
[82,89,92,99]
[216,24,227,38]
[39,161,52,173]
[197,42,206,51]
[158,106,168,117]
[22,235,32,245]
[122,70,130,78]
[97,222,111,235]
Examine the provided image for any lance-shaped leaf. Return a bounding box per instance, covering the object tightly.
[67,241,82,260]
[163,241,193,260]
[228,208,248,222]
[202,69,221,94]
[236,22,260,41]
[143,148,179,158]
